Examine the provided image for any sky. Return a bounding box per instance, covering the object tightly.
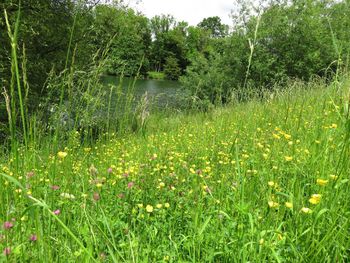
[126,0,234,26]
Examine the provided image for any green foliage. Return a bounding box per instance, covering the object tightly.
[91,5,151,76]
[147,71,165,80]
[1,77,350,261]
[182,0,350,105]
[2,0,350,139]
[197,16,228,38]
[164,56,181,80]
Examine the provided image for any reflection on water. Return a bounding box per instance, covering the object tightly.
[102,75,186,110]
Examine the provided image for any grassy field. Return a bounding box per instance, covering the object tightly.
[1,78,350,262]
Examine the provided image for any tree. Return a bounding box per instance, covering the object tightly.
[197,16,228,38]
[90,4,151,76]
[164,56,181,80]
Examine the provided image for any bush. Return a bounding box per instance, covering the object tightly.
[164,57,181,80]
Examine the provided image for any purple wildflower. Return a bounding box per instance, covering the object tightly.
[93,192,100,201]
[3,221,13,230]
[53,209,60,215]
[3,247,11,256]
[51,185,60,191]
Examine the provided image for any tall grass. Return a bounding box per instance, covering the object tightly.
[1,4,350,263]
[1,72,350,261]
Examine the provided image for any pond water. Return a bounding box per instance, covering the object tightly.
[102,75,186,110]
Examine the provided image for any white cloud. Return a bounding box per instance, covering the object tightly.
[128,0,234,26]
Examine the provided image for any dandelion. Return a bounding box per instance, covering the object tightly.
[146,205,154,213]
[164,203,170,208]
[309,194,321,205]
[57,151,68,159]
[156,204,163,209]
[316,179,329,186]
[300,207,312,214]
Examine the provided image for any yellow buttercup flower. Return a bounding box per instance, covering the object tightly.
[285,202,293,209]
[309,194,321,205]
[300,207,312,214]
[284,156,293,162]
[146,205,154,213]
[268,181,275,187]
[268,201,279,208]
[329,174,338,180]
[57,151,68,159]
[316,179,328,186]
[284,134,292,140]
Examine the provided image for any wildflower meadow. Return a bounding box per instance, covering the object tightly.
[1,78,350,262]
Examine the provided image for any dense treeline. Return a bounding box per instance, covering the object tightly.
[0,0,350,129]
